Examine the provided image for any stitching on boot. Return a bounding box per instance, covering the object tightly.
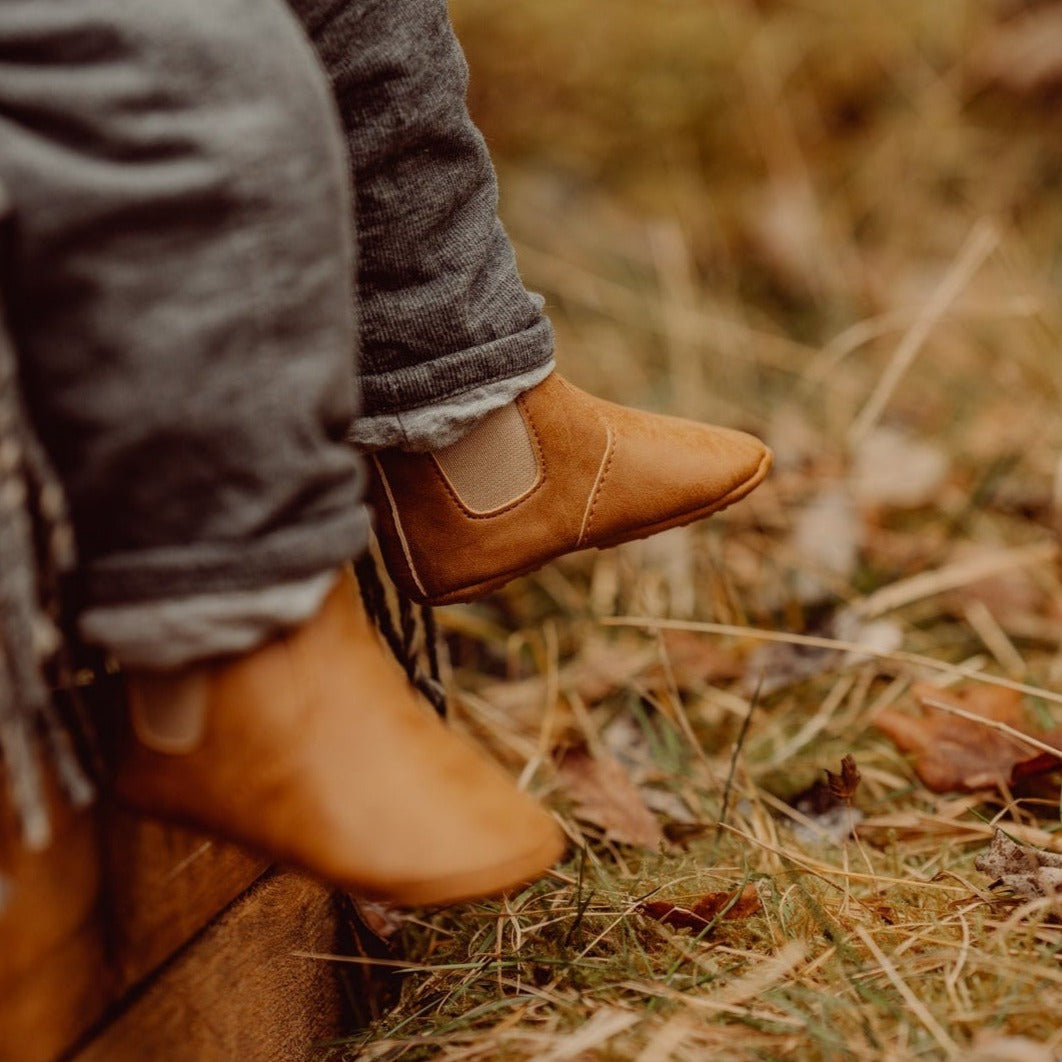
[577,424,615,547]
[371,455,429,599]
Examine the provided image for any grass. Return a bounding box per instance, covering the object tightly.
[321,2,1062,1058]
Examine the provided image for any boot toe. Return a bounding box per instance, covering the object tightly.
[583,410,772,549]
[367,373,772,603]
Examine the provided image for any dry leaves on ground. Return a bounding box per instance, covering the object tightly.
[974,829,1062,900]
[873,682,1062,792]
[480,633,741,717]
[640,883,763,933]
[789,754,864,845]
[744,607,902,696]
[556,746,663,849]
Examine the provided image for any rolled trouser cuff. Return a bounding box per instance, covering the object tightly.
[0,0,366,622]
[78,502,369,609]
[351,360,555,452]
[350,314,555,451]
[79,569,343,669]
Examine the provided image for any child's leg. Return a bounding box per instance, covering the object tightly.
[294,0,555,452]
[0,0,561,901]
[296,0,773,605]
[2,0,365,647]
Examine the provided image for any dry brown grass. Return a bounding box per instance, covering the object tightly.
[321,2,1062,1058]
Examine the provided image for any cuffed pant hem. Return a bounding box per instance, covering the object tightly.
[351,313,555,451]
[79,503,370,608]
[350,358,555,451]
[79,569,340,669]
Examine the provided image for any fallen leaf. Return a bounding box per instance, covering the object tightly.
[873,682,1062,792]
[641,883,763,932]
[825,753,861,803]
[1011,740,1062,785]
[556,747,664,849]
[974,829,1062,900]
[789,755,864,845]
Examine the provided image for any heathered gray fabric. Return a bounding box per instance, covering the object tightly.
[79,571,339,669]
[0,0,556,673]
[0,0,562,847]
[294,0,556,448]
[352,361,554,452]
[0,0,369,612]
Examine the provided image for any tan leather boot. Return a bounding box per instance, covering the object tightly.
[369,373,772,604]
[114,570,564,906]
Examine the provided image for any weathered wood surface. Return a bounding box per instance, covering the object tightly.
[0,759,345,1062]
[0,778,109,1062]
[71,870,345,1062]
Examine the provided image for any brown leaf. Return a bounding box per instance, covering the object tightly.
[556,747,664,849]
[873,682,1062,793]
[974,829,1062,900]
[825,754,861,803]
[789,762,864,846]
[480,634,741,718]
[1011,731,1062,784]
[641,883,762,932]
[658,629,744,687]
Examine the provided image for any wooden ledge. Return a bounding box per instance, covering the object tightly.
[1,768,346,1062]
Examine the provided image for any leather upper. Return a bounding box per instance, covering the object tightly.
[369,374,772,604]
[117,571,564,905]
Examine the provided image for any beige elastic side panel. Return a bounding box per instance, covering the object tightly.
[432,402,539,514]
[129,670,210,754]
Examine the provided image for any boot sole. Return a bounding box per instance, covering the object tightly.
[117,800,566,909]
[371,826,567,907]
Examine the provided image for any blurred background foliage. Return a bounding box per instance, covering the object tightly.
[340,8,1062,1058]
[452,0,1062,469]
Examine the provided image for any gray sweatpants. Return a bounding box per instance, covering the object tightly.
[0,0,554,665]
